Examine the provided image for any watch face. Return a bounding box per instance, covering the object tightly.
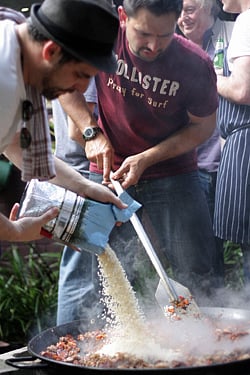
[83,127,101,141]
[84,128,94,138]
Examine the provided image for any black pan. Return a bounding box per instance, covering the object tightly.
[6,307,250,374]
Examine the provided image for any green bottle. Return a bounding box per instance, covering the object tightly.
[213,38,224,74]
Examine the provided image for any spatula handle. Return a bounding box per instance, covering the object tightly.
[129,213,179,302]
[110,174,179,302]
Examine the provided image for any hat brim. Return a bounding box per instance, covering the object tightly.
[30,4,117,73]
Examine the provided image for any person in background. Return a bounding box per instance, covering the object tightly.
[0,0,126,243]
[177,0,235,285]
[56,0,221,324]
[214,0,250,283]
[52,79,102,324]
[52,79,98,179]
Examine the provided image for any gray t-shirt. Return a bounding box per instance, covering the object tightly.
[52,78,97,177]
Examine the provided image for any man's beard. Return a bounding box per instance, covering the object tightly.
[41,86,75,100]
[133,46,163,62]
[41,76,74,100]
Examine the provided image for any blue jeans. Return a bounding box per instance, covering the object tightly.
[57,171,221,324]
[198,169,224,282]
[57,248,101,324]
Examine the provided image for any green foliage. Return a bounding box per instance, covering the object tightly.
[223,241,244,290]
[0,245,61,344]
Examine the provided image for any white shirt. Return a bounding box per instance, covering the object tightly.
[227,9,250,72]
[0,19,26,153]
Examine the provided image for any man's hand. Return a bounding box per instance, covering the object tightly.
[81,180,127,210]
[111,153,148,189]
[85,134,114,184]
[0,203,59,242]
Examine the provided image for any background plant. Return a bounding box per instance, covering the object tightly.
[0,244,61,344]
[224,240,244,290]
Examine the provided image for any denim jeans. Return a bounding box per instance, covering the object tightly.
[198,169,224,282]
[198,169,218,221]
[57,247,101,325]
[57,171,221,324]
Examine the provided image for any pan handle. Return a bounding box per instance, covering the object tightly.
[5,356,48,369]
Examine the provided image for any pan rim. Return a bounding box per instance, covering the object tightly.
[27,307,250,372]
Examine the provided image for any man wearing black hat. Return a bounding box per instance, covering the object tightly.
[0,0,126,243]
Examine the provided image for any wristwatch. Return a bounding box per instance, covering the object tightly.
[82,126,102,141]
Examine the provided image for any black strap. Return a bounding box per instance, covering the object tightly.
[230,123,250,135]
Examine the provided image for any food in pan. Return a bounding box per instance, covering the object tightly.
[40,324,250,369]
[40,246,250,369]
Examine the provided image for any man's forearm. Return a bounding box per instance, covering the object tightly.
[140,112,216,169]
[217,56,250,105]
[50,157,89,196]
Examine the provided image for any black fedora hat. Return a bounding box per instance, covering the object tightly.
[30,0,119,73]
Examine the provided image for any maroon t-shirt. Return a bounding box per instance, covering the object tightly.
[91,29,218,180]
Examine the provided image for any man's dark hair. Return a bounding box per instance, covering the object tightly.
[123,0,183,18]
[27,19,82,64]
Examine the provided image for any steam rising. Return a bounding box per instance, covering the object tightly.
[96,245,250,365]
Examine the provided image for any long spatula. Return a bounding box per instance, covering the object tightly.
[110,175,201,320]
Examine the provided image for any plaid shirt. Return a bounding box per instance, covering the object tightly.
[0,7,55,181]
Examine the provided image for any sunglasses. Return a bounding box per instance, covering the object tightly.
[20,100,33,149]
